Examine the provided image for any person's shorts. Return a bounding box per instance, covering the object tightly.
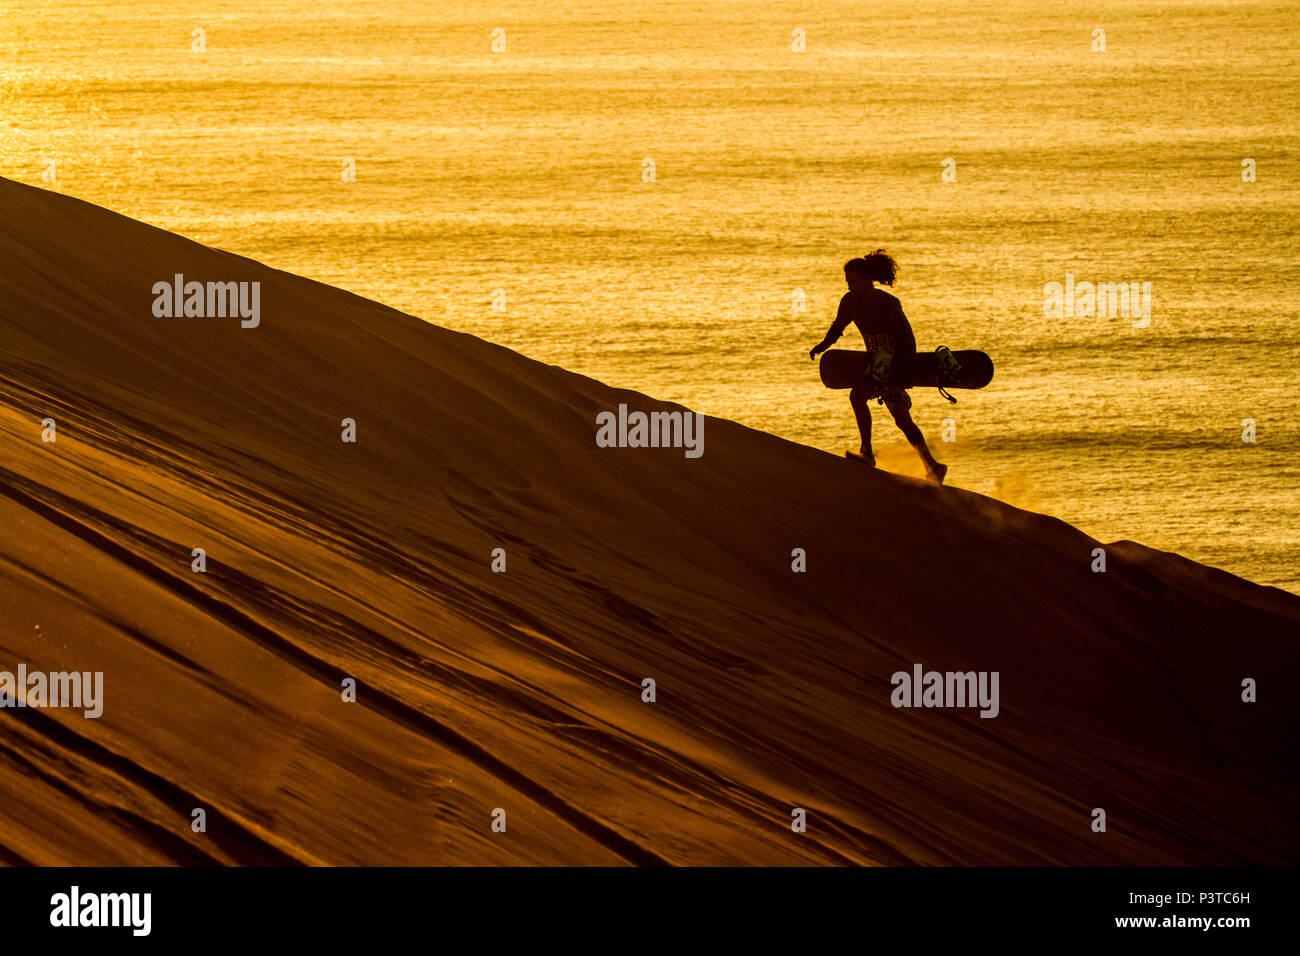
[862,384,912,413]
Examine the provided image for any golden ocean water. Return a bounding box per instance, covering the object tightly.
[2,0,1297,589]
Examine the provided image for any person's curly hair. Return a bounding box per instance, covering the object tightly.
[844,248,899,286]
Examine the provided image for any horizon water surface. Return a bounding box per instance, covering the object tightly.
[2,0,1297,590]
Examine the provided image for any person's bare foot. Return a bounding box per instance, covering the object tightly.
[927,462,948,485]
[845,448,876,466]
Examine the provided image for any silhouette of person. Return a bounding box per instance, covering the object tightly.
[809,250,947,484]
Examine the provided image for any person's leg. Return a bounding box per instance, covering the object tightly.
[848,383,874,460]
[887,392,947,483]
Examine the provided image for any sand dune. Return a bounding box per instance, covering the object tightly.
[0,177,1295,865]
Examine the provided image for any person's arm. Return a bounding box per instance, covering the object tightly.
[810,295,852,361]
[890,300,918,382]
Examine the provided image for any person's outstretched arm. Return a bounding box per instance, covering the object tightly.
[809,295,852,361]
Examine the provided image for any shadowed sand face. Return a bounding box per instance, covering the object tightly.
[0,179,1296,866]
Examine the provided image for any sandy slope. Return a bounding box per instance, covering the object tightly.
[0,177,1295,866]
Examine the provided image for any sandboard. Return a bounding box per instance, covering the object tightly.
[818,348,994,390]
